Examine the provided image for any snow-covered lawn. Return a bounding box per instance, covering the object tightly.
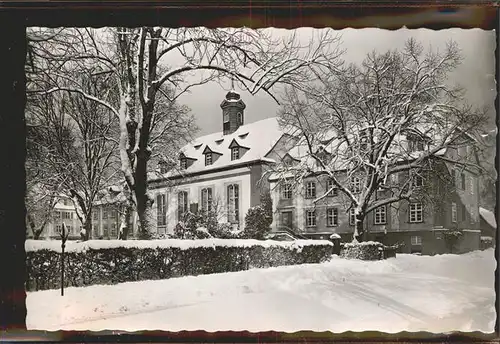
[27,249,495,333]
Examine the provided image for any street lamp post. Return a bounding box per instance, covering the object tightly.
[60,222,69,296]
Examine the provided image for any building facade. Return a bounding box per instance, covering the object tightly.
[148,89,291,234]
[268,131,482,254]
[33,195,82,240]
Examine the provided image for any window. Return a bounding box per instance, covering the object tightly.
[103,223,108,236]
[62,211,72,220]
[411,235,422,245]
[326,208,338,227]
[281,211,292,227]
[349,208,356,226]
[327,179,338,197]
[110,223,117,237]
[201,188,213,213]
[305,181,316,199]
[460,172,466,190]
[237,112,243,124]
[281,183,292,199]
[460,204,467,222]
[178,191,188,220]
[55,211,61,220]
[66,225,73,233]
[227,184,239,223]
[231,147,240,160]
[469,176,474,195]
[93,210,99,221]
[93,225,99,237]
[451,202,457,223]
[374,206,387,225]
[414,175,423,187]
[351,177,361,194]
[409,202,423,223]
[102,208,108,220]
[223,112,229,123]
[180,158,187,170]
[156,194,166,226]
[306,209,316,227]
[408,137,425,152]
[205,153,212,166]
[55,224,62,233]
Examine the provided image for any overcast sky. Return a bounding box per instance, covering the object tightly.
[175,28,496,136]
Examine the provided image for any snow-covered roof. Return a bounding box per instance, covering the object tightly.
[151,117,284,180]
[479,207,497,229]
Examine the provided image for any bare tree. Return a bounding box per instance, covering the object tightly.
[274,38,489,242]
[29,27,343,238]
[26,69,120,240]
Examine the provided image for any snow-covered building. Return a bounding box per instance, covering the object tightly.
[148,89,297,234]
[30,195,82,240]
[268,127,483,254]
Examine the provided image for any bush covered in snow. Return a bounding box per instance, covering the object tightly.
[242,205,272,239]
[25,239,333,291]
[340,241,385,260]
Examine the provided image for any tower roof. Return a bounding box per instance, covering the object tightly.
[225,89,241,101]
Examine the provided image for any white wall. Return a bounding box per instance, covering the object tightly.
[153,167,252,233]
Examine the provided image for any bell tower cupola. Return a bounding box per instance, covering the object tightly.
[220,79,246,135]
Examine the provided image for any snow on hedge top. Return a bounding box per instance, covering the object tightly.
[25,238,332,253]
[343,240,383,248]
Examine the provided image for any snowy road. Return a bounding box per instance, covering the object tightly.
[27,249,495,333]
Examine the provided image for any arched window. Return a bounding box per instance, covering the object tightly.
[178,191,188,220]
[227,184,239,223]
[237,112,243,124]
[201,188,213,213]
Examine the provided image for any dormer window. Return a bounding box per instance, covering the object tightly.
[223,112,229,123]
[237,112,243,125]
[205,153,212,166]
[180,158,187,170]
[231,147,240,161]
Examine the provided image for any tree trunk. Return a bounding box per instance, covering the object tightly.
[353,213,365,242]
[80,218,91,241]
[118,202,133,240]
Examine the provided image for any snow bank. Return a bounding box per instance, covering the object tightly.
[26,238,332,253]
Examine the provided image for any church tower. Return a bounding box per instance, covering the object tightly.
[220,82,246,135]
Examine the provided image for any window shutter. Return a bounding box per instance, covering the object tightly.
[235,185,239,219]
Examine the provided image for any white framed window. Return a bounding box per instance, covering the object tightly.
[237,112,243,124]
[409,202,423,223]
[305,181,316,199]
[201,188,213,213]
[351,177,361,194]
[205,153,212,166]
[306,209,316,227]
[374,205,387,225]
[349,208,356,226]
[55,224,62,233]
[327,179,338,197]
[414,175,423,187]
[281,183,292,199]
[326,208,338,227]
[231,147,240,160]
[227,184,239,223]
[451,202,457,223]
[156,194,166,226]
[411,235,422,245]
[180,158,187,170]
[178,191,188,220]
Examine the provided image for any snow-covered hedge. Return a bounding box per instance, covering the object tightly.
[25,239,333,291]
[340,241,385,260]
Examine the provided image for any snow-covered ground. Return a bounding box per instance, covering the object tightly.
[27,249,495,333]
